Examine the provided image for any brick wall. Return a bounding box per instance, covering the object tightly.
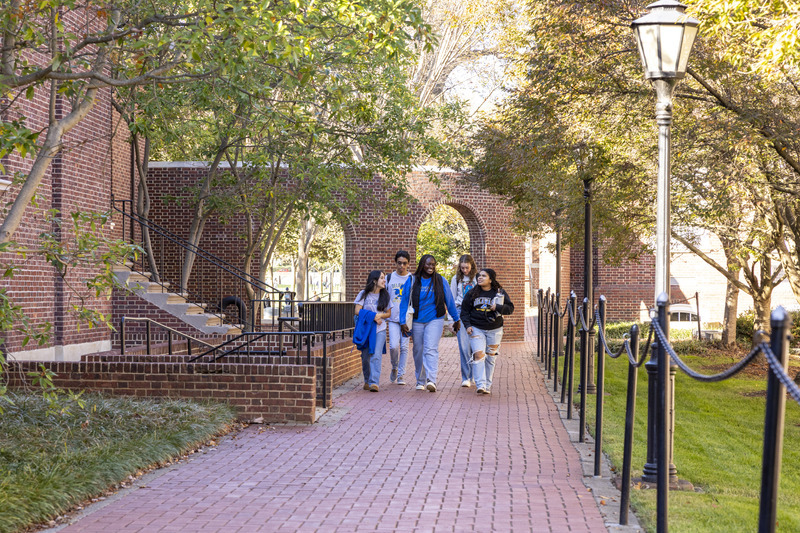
[145,165,527,341]
[5,359,316,423]
[0,87,135,356]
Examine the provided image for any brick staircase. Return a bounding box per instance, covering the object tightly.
[113,262,241,336]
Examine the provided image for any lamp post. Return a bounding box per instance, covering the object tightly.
[574,145,596,395]
[631,0,699,518]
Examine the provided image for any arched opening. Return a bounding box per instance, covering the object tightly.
[417,203,485,279]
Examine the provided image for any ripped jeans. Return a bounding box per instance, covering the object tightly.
[468,326,503,391]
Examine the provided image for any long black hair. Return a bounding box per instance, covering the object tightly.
[360,270,390,311]
[413,254,445,308]
[466,268,502,300]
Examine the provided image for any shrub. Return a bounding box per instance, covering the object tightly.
[736,310,755,343]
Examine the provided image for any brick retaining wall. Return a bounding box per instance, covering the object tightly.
[5,360,316,423]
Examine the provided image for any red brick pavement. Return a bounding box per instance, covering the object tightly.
[58,318,608,532]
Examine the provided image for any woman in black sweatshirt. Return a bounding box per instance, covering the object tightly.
[459,268,514,395]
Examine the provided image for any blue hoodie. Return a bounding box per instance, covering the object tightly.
[353,309,378,355]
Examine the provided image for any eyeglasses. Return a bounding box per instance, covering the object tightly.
[396,260,409,265]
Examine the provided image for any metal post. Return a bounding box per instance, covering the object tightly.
[758,308,790,533]
[322,335,328,408]
[656,293,670,532]
[553,300,559,393]
[544,289,551,363]
[579,297,588,442]
[694,292,702,340]
[168,330,173,355]
[594,296,606,476]
[146,320,151,355]
[643,78,679,486]
[555,223,563,375]
[120,318,126,356]
[567,293,576,419]
[537,290,543,361]
[584,178,596,394]
[620,324,640,526]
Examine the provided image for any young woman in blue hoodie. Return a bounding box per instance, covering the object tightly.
[354,270,392,392]
[402,254,460,392]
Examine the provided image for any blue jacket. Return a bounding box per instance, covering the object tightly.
[353,309,378,355]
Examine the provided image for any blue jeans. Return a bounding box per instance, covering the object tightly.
[456,321,472,382]
[387,321,409,378]
[361,329,387,386]
[411,318,444,385]
[469,326,503,390]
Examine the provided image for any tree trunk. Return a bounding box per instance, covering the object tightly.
[721,278,739,346]
[179,146,226,291]
[132,136,160,283]
[0,87,98,244]
[752,293,772,337]
[295,217,317,300]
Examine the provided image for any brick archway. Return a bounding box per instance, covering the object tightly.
[344,168,525,340]
[413,200,488,269]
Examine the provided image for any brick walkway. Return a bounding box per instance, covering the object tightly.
[58,318,610,532]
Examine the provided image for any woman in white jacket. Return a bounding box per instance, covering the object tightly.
[450,254,478,387]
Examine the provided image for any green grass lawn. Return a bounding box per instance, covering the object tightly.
[0,392,237,533]
[580,336,800,532]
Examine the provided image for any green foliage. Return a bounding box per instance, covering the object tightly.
[416,205,470,279]
[0,393,236,533]
[0,212,138,412]
[736,310,756,343]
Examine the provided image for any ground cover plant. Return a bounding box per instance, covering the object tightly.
[582,329,800,532]
[0,392,236,533]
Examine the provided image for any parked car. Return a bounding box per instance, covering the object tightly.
[669,303,700,330]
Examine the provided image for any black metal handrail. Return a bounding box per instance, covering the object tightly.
[186,330,332,403]
[119,316,215,356]
[252,298,355,337]
[537,287,800,532]
[112,197,283,327]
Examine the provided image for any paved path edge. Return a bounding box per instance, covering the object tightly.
[533,355,644,533]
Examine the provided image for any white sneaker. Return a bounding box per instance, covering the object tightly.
[415,384,425,390]
[397,377,406,385]
[461,380,472,388]
[426,381,437,393]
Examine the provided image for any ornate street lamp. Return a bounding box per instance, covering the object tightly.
[631,0,699,527]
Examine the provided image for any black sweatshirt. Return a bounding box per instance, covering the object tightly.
[460,288,514,330]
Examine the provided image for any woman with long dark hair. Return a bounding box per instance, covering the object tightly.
[450,254,478,388]
[403,254,460,392]
[354,270,392,392]
[460,268,514,395]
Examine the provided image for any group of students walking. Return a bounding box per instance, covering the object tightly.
[353,251,514,395]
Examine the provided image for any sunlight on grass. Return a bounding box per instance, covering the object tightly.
[0,393,236,533]
[581,337,800,532]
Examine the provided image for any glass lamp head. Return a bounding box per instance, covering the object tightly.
[631,0,699,80]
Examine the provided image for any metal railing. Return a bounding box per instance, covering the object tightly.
[112,197,283,328]
[252,297,354,338]
[186,330,332,403]
[536,288,800,532]
[119,316,216,356]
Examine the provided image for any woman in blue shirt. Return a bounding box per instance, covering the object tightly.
[402,254,461,392]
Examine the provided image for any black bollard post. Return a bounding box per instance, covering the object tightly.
[567,293,576,419]
[619,323,639,526]
[537,290,543,361]
[579,298,589,443]
[758,307,790,533]
[553,293,560,392]
[594,296,606,476]
[120,317,126,356]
